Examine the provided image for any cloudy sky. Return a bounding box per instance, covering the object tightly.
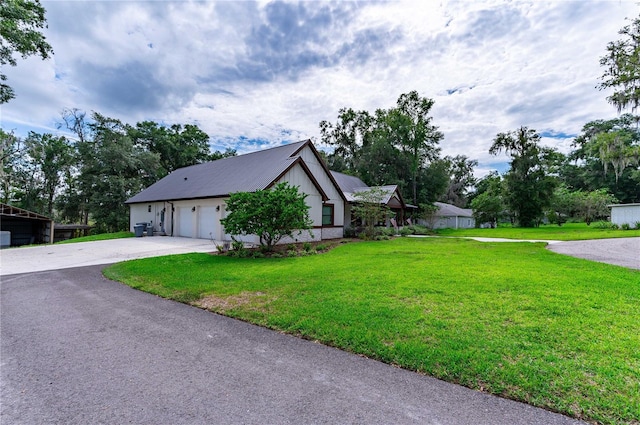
[2,0,637,175]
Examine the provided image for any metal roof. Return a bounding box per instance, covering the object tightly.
[0,203,53,222]
[126,140,327,204]
[434,202,473,217]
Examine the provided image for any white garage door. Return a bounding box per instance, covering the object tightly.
[177,207,193,237]
[198,207,217,240]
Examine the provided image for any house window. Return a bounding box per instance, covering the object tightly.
[322,204,334,226]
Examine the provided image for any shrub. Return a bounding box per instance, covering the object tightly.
[303,242,313,252]
[399,227,413,236]
[315,244,328,252]
[635,221,640,230]
[343,226,357,238]
[621,223,631,230]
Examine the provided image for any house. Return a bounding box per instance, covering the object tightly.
[330,171,411,227]
[610,203,640,228]
[429,202,475,229]
[126,140,346,244]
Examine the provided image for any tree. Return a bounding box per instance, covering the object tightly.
[576,189,618,225]
[319,91,444,206]
[0,128,24,203]
[566,114,640,203]
[0,0,53,103]
[489,126,557,227]
[220,182,312,251]
[470,172,504,228]
[547,185,579,226]
[470,191,503,228]
[23,132,74,216]
[395,91,443,205]
[129,122,213,178]
[351,187,390,239]
[441,155,478,207]
[599,16,640,113]
[76,113,160,232]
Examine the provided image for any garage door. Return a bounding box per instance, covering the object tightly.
[177,207,193,237]
[198,207,217,240]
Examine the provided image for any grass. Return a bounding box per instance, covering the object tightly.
[435,222,640,241]
[55,231,135,244]
[103,237,640,424]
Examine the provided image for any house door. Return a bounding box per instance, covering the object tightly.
[177,207,193,237]
[198,207,217,240]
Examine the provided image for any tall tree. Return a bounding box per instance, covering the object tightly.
[0,0,53,103]
[319,91,444,205]
[567,114,640,202]
[599,16,640,113]
[129,122,212,178]
[0,129,24,203]
[395,91,443,205]
[441,155,478,207]
[24,132,74,216]
[489,127,557,227]
[76,113,160,232]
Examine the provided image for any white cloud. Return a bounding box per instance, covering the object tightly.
[2,0,637,174]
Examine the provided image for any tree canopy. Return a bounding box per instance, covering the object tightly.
[599,15,640,113]
[320,91,449,206]
[489,127,557,227]
[0,0,53,103]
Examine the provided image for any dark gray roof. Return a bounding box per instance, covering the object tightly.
[330,171,367,194]
[435,202,473,217]
[127,140,313,204]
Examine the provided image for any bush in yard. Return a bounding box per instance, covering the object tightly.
[221,182,312,252]
[352,187,390,239]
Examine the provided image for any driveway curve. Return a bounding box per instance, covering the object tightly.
[546,237,640,270]
[1,266,586,425]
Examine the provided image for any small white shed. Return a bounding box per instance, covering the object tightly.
[610,203,640,228]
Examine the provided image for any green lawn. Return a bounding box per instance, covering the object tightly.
[55,231,135,244]
[104,238,640,425]
[435,222,640,240]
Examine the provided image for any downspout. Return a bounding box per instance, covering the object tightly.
[167,201,174,236]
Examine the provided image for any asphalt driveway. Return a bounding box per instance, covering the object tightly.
[0,236,216,276]
[546,237,640,270]
[1,266,585,425]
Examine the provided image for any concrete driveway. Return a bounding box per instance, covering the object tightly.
[1,266,585,425]
[0,236,216,276]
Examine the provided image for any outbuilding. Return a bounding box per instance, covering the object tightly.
[0,203,54,247]
[610,203,640,228]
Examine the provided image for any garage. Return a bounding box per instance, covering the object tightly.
[198,207,217,240]
[177,207,193,237]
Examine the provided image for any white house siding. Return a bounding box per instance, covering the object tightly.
[432,216,475,229]
[277,163,324,226]
[610,204,640,227]
[129,202,170,234]
[321,227,344,239]
[297,146,345,227]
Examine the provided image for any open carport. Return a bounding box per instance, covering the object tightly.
[0,203,54,247]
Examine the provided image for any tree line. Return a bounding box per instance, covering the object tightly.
[1,1,638,230]
[0,109,235,232]
[320,16,640,228]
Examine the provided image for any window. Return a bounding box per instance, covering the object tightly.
[322,204,334,226]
